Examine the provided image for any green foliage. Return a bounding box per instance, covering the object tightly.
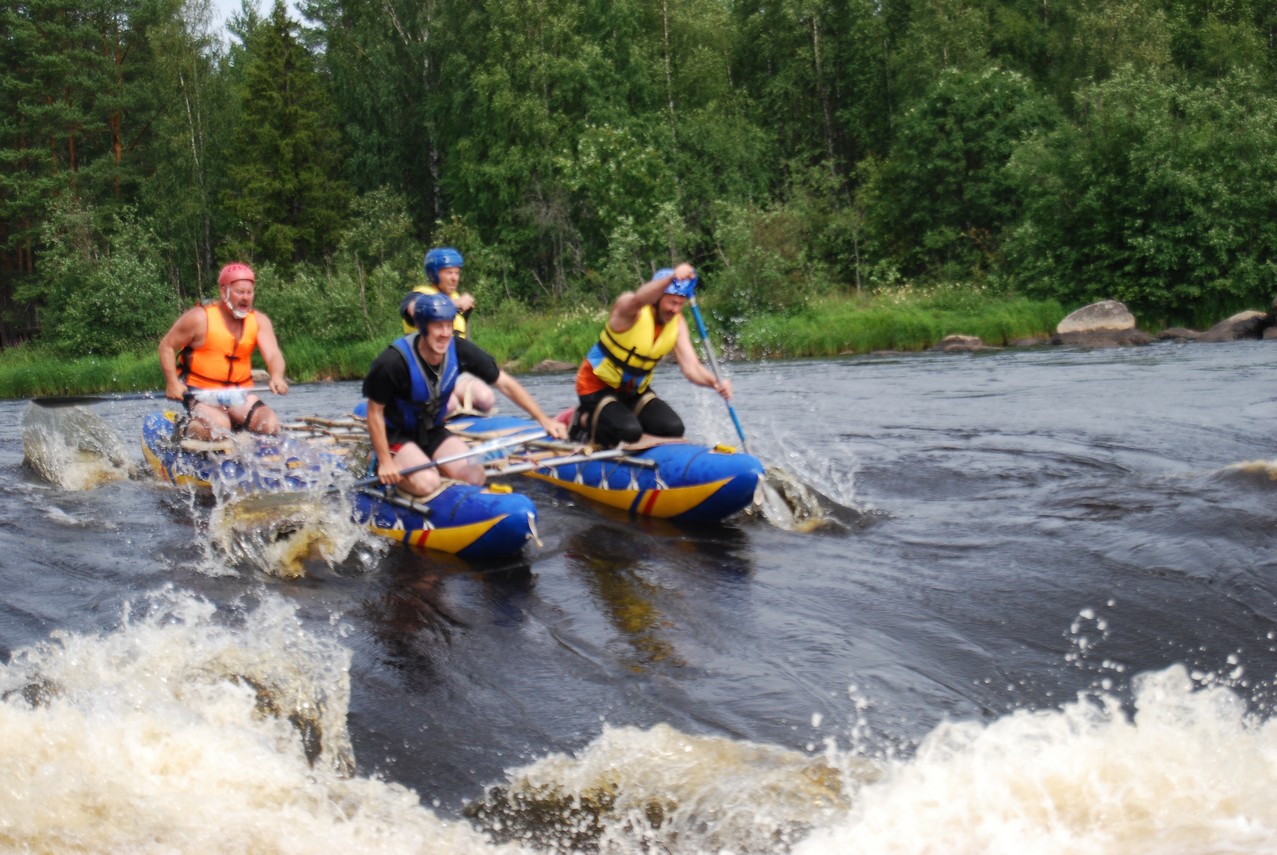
[707,196,840,330]
[0,343,160,398]
[253,261,401,348]
[29,199,177,356]
[1006,67,1277,322]
[335,187,423,337]
[222,0,352,268]
[6,0,1277,359]
[558,123,674,259]
[859,66,1059,280]
[476,299,603,374]
[735,289,1064,358]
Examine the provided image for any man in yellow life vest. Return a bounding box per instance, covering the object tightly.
[572,262,732,446]
[158,262,289,439]
[399,247,495,415]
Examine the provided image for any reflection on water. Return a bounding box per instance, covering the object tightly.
[565,524,684,670]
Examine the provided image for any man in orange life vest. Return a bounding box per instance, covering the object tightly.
[573,261,731,447]
[158,262,289,439]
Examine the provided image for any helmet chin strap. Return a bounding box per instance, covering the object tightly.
[223,293,249,320]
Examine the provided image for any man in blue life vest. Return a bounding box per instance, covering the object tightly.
[399,247,496,414]
[573,262,732,447]
[158,261,289,439]
[364,293,567,497]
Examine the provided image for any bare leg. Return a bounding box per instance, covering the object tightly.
[386,442,444,496]
[434,433,485,485]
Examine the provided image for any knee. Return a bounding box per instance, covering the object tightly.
[473,384,496,411]
[249,406,280,435]
[403,468,442,497]
[644,410,683,438]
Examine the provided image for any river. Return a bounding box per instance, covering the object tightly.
[3,341,1277,853]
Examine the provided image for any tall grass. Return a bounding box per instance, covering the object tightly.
[0,289,1065,399]
[0,345,162,399]
[733,291,1064,357]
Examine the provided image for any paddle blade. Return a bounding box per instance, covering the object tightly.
[750,465,855,533]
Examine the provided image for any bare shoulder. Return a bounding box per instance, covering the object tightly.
[166,304,207,338]
[609,290,644,329]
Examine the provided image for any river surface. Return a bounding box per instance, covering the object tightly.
[4,341,1277,853]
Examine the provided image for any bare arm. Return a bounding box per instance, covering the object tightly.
[672,319,732,399]
[253,312,289,395]
[492,371,569,439]
[158,307,206,401]
[608,262,695,333]
[365,400,403,484]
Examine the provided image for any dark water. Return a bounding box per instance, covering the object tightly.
[4,341,1277,853]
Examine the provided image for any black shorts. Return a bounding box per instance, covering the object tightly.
[391,423,452,458]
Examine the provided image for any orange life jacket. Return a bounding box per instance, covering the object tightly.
[179,304,258,389]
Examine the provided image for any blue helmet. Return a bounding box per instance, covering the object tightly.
[413,293,457,331]
[424,247,464,284]
[660,268,697,298]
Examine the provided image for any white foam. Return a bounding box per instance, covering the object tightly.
[793,665,1277,854]
[0,588,526,855]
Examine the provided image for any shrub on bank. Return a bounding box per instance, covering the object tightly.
[0,289,1065,399]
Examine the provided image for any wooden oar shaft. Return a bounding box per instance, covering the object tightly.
[353,430,546,488]
[33,386,272,408]
[485,447,643,477]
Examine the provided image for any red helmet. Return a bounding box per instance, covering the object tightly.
[218,262,255,287]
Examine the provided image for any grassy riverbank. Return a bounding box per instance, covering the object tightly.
[0,288,1066,400]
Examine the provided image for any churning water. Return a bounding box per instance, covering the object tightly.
[4,341,1277,853]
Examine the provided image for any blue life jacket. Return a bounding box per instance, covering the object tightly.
[385,333,458,439]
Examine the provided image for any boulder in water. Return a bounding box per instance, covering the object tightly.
[1052,300,1151,348]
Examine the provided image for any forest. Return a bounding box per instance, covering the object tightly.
[3,0,1276,361]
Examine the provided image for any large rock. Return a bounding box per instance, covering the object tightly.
[1197,310,1272,343]
[1052,300,1150,347]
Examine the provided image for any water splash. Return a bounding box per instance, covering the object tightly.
[1215,459,1277,483]
[21,404,133,490]
[0,589,528,854]
[468,722,861,854]
[208,493,373,579]
[792,665,1277,855]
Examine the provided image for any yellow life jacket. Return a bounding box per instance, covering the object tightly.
[180,304,257,389]
[402,284,468,338]
[585,305,680,395]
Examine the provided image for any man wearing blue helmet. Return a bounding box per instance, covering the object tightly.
[572,262,732,447]
[364,292,567,496]
[399,246,496,415]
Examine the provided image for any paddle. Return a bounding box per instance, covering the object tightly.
[226,428,548,514]
[687,294,751,455]
[352,429,547,490]
[686,291,818,530]
[34,386,272,408]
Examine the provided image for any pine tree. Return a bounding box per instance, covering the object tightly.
[222,0,351,267]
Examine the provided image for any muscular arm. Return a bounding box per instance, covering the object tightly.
[365,400,403,484]
[608,262,695,333]
[158,307,206,401]
[492,371,569,439]
[672,319,732,399]
[254,312,289,395]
